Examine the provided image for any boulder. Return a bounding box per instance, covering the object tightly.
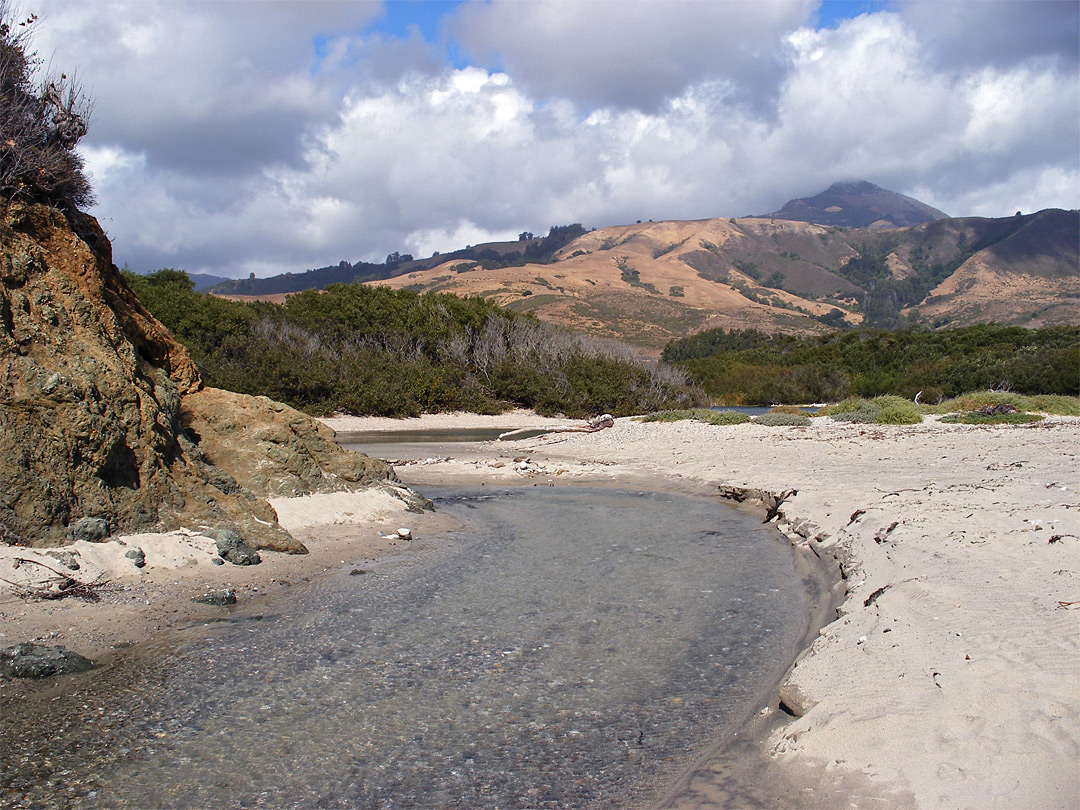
[71,517,110,543]
[0,642,94,678]
[210,529,261,566]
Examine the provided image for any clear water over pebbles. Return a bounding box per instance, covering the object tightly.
[1,486,808,809]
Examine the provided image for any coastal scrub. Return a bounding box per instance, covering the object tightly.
[638,408,751,426]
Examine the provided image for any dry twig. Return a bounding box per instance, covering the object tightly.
[2,556,106,601]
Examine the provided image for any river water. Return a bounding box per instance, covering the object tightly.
[1,481,812,809]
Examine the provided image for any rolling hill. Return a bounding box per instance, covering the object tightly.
[204,182,1078,352]
[370,208,1079,351]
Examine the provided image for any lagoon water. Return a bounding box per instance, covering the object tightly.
[1,486,808,810]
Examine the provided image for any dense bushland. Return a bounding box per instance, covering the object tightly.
[662,324,1079,405]
[126,270,705,418]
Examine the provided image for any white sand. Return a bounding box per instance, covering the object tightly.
[321,407,572,433]
[327,411,1080,810]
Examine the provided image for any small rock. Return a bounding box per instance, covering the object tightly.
[71,517,110,543]
[211,557,225,565]
[209,529,261,566]
[192,589,236,606]
[124,547,146,568]
[778,681,818,718]
[0,642,94,678]
[396,528,412,540]
[45,549,81,570]
[349,569,366,576]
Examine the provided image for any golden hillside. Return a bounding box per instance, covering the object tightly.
[370,210,1078,350]
[372,218,842,352]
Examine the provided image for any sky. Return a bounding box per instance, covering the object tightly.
[22,0,1080,279]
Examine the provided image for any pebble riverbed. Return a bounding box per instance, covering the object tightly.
[1,486,809,809]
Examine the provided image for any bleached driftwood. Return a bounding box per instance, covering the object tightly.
[499,413,615,440]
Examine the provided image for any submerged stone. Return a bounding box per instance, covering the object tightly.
[193,589,236,606]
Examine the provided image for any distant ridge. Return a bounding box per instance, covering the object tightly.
[757,180,949,228]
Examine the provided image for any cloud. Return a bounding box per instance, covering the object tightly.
[24,1,1080,279]
[897,0,1079,71]
[449,0,815,112]
[33,0,387,175]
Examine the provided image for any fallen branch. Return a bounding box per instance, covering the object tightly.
[3,556,106,602]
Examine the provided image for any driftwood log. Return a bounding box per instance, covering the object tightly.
[499,413,615,441]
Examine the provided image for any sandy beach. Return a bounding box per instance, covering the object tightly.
[2,409,1078,809]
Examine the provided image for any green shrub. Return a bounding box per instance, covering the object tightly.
[940,412,1045,425]
[872,395,924,425]
[753,412,811,426]
[820,395,922,424]
[928,391,1026,413]
[666,325,1080,405]
[1,5,94,209]
[638,408,751,426]
[933,391,1080,416]
[829,409,880,424]
[638,410,695,423]
[1022,395,1080,415]
[698,409,752,425]
[126,270,706,418]
[823,397,881,423]
[769,405,806,415]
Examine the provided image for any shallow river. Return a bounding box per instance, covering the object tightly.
[1,485,810,810]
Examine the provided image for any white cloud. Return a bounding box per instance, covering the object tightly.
[19,1,1078,278]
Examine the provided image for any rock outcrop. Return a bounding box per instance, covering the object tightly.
[0,202,414,551]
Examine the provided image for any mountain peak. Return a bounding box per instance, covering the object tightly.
[826,180,882,194]
[757,181,949,228]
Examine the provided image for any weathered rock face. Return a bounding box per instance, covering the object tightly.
[180,388,397,499]
[0,203,408,551]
